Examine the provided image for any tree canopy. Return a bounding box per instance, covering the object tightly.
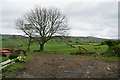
[16,7,70,51]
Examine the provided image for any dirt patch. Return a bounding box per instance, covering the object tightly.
[5,53,119,78]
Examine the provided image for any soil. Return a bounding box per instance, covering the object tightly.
[4,53,119,78]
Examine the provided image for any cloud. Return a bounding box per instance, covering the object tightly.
[63,2,118,39]
[0,1,118,39]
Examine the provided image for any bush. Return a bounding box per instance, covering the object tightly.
[9,54,19,59]
[101,40,119,47]
[101,42,106,45]
[112,45,120,57]
[101,44,120,57]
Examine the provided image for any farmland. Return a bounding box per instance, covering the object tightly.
[1,36,108,54]
[0,35,119,78]
[1,35,119,60]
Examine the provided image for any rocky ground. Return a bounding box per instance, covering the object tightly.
[4,53,119,78]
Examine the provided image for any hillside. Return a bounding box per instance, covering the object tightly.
[0,34,108,41]
[0,34,27,41]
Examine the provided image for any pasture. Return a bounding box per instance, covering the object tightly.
[1,38,107,55]
[2,37,115,61]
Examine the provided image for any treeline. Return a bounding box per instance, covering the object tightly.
[101,40,120,57]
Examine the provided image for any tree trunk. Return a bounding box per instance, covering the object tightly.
[39,43,44,51]
[27,43,30,51]
[27,38,32,51]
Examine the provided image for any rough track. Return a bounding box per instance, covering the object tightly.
[6,53,118,78]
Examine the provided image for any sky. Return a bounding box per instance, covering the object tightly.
[0,0,119,39]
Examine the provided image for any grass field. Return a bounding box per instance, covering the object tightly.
[1,37,119,62]
[1,38,108,54]
[1,38,107,52]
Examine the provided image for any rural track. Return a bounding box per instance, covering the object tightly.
[5,53,119,78]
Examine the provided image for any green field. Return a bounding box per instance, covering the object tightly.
[1,35,119,62]
[1,38,107,54]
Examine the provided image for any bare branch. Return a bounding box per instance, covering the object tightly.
[16,7,70,51]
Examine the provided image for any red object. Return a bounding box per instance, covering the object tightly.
[0,49,27,56]
[0,49,12,55]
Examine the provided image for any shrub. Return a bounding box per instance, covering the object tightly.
[101,41,106,45]
[112,45,120,57]
[101,44,120,57]
[9,54,19,59]
[102,40,119,47]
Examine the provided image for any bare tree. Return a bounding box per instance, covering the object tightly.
[16,7,70,51]
[16,22,34,51]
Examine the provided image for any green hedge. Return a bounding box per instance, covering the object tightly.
[112,45,120,57]
[9,54,19,59]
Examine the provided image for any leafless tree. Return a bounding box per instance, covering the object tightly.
[16,22,34,51]
[16,7,70,51]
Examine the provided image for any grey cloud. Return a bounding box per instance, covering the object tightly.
[63,2,117,25]
[63,2,118,39]
[64,2,117,18]
[0,2,118,39]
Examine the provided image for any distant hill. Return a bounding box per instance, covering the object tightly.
[68,36,109,40]
[0,34,115,41]
[0,34,27,41]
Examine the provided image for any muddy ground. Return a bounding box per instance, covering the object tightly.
[4,53,119,78]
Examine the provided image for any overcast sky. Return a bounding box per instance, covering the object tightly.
[0,0,119,39]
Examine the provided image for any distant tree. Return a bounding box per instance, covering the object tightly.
[101,41,105,45]
[112,45,120,57]
[68,40,72,43]
[101,40,120,57]
[12,35,17,39]
[76,41,79,44]
[16,7,70,51]
[2,39,6,41]
[102,40,119,47]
